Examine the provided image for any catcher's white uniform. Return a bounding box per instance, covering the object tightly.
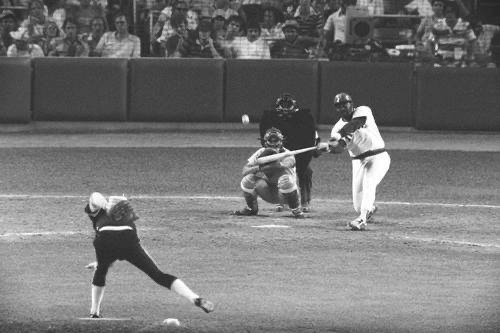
[330,106,391,221]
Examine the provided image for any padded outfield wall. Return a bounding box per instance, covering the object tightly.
[0,58,499,130]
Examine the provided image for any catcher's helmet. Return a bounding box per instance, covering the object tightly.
[263,127,284,149]
[275,93,298,117]
[333,92,354,121]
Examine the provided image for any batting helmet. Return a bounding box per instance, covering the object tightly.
[263,127,284,149]
[275,93,298,117]
[333,92,354,121]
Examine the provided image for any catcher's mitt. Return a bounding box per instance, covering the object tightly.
[108,200,139,224]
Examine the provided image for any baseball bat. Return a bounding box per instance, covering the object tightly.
[256,146,318,165]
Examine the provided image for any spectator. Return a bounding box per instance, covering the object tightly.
[356,0,384,15]
[322,0,349,46]
[0,10,18,50]
[415,0,444,43]
[41,19,61,56]
[69,0,106,35]
[155,0,196,48]
[294,0,323,40]
[428,1,476,67]
[469,17,500,67]
[229,19,271,59]
[190,0,216,17]
[83,16,108,57]
[260,6,285,48]
[49,17,89,56]
[164,11,189,57]
[46,0,68,30]
[94,12,141,58]
[240,0,263,23]
[270,19,318,58]
[20,0,49,46]
[181,19,224,58]
[404,0,433,16]
[211,9,227,42]
[490,31,500,68]
[219,14,244,57]
[283,0,296,20]
[213,0,239,19]
[7,27,45,57]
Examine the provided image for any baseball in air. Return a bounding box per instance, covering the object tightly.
[241,114,250,125]
[163,318,180,326]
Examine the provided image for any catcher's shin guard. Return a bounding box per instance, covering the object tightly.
[282,190,300,210]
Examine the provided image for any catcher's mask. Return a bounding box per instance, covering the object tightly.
[275,93,298,117]
[263,127,284,150]
[334,92,354,121]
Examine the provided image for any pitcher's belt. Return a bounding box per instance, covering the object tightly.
[352,148,386,160]
[98,226,133,232]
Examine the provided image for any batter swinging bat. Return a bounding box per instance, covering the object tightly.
[256,146,318,165]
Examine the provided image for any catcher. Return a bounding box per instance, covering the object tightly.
[233,127,304,218]
[260,93,319,212]
[84,193,214,318]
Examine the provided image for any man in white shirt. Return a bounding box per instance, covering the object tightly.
[95,12,141,58]
[230,20,271,59]
[318,92,391,231]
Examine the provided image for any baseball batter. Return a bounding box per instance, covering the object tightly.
[233,127,305,218]
[84,193,214,318]
[318,93,391,230]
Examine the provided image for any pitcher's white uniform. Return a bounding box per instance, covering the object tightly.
[330,105,391,228]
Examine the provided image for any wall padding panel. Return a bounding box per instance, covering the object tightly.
[0,58,32,123]
[225,59,319,123]
[32,58,128,121]
[129,58,224,122]
[415,67,500,131]
[319,62,413,126]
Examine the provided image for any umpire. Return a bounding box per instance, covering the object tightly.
[259,93,319,212]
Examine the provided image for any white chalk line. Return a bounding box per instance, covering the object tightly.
[0,194,498,209]
[0,194,498,249]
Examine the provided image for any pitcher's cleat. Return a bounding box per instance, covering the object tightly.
[366,206,378,223]
[291,208,305,219]
[195,298,215,313]
[233,207,258,216]
[275,204,284,212]
[349,218,366,231]
[89,313,101,319]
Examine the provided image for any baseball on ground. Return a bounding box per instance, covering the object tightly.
[241,114,250,125]
[163,318,180,326]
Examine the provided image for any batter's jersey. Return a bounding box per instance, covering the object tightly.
[247,147,296,185]
[330,106,385,158]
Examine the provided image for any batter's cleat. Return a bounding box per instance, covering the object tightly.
[275,204,285,212]
[233,207,258,216]
[349,218,366,231]
[89,313,101,319]
[291,208,305,219]
[367,206,378,223]
[195,298,215,313]
[302,205,311,213]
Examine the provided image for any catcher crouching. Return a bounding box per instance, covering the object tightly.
[233,128,304,218]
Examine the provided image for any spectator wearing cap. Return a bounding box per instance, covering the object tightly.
[6,27,45,57]
[229,19,270,59]
[0,10,18,50]
[181,19,224,58]
[211,9,227,41]
[270,19,318,59]
[260,6,284,48]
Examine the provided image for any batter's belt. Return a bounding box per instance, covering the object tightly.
[352,148,387,160]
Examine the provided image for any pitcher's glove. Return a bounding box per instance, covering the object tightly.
[109,200,139,224]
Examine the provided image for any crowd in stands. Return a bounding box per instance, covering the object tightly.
[0,0,499,67]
